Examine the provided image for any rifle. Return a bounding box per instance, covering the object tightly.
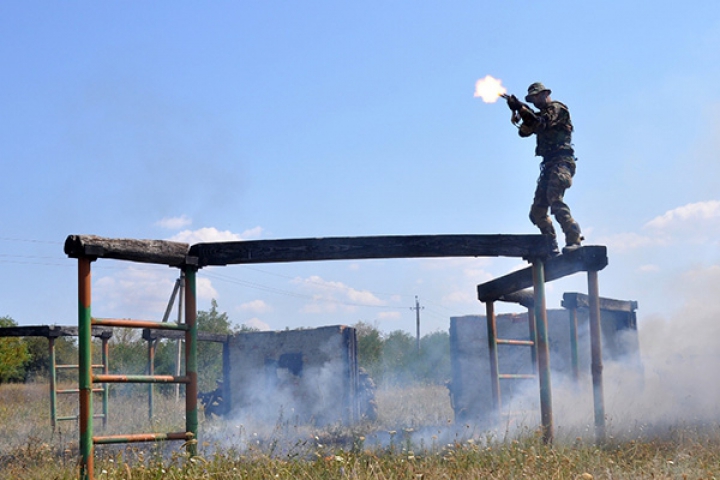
[500,93,538,131]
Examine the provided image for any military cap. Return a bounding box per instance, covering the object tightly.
[525,82,551,102]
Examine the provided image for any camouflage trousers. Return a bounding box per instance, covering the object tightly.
[529,157,582,245]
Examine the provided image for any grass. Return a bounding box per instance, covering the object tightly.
[2,381,720,479]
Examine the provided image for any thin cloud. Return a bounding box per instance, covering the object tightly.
[169,226,263,244]
[244,317,270,331]
[155,215,192,230]
[238,299,273,314]
[645,200,720,229]
[293,275,386,312]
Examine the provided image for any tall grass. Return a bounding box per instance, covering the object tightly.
[3,381,720,479]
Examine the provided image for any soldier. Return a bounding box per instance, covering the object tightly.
[506,82,583,254]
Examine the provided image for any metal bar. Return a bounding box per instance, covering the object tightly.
[485,301,501,412]
[78,257,94,480]
[57,364,105,369]
[57,416,79,421]
[148,337,155,420]
[587,270,606,443]
[49,337,57,430]
[93,374,190,384]
[101,336,109,429]
[527,308,537,373]
[175,272,184,403]
[92,318,187,331]
[569,307,580,383]
[161,277,182,323]
[496,339,535,346]
[532,259,553,444]
[93,431,193,445]
[184,267,199,457]
[499,374,537,379]
[58,388,105,394]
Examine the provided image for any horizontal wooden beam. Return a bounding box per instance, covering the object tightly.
[477,246,608,302]
[189,234,556,266]
[64,235,192,267]
[0,325,113,338]
[497,289,535,308]
[141,328,228,344]
[562,292,637,312]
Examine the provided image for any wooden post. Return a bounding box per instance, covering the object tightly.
[532,259,553,444]
[587,270,606,443]
[485,301,501,413]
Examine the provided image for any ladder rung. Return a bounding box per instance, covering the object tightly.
[93,431,193,445]
[57,388,105,394]
[57,415,79,421]
[496,339,534,346]
[92,318,188,331]
[499,374,536,379]
[56,364,105,369]
[93,374,189,384]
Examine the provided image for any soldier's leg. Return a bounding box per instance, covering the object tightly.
[546,163,583,251]
[529,172,559,253]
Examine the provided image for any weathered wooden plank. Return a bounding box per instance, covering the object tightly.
[562,292,637,312]
[497,289,535,308]
[190,234,555,266]
[477,246,608,302]
[0,325,112,338]
[64,235,191,266]
[141,328,228,343]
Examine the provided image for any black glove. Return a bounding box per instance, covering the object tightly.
[506,94,523,111]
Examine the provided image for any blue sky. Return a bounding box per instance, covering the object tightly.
[2,2,720,336]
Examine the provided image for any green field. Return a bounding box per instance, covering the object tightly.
[2,382,720,479]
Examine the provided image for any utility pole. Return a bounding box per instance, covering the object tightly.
[410,296,424,352]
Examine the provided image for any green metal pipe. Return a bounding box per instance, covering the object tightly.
[527,308,537,373]
[569,308,580,383]
[101,336,109,429]
[496,339,535,346]
[184,267,199,457]
[49,337,57,430]
[532,259,553,444]
[148,338,155,420]
[78,257,94,480]
[587,270,606,443]
[485,301,501,412]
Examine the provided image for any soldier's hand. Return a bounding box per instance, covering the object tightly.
[506,94,522,111]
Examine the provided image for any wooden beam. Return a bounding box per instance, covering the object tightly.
[477,246,608,302]
[562,292,637,312]
[189,234,555,266]
[497,289,535,308]
[141,328,228,344]
[0,325,112,338]
[64,235,192,266]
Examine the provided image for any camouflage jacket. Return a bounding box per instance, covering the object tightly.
[519,100,574,159]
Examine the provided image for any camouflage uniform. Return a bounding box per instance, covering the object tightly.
[517,84,582,251]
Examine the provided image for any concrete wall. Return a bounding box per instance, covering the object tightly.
[226,325,358,426]
[449,306,641,423]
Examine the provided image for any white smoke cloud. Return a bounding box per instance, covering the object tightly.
[169,226,263,244]
[155,215,192,229]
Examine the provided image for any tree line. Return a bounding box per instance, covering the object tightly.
[0,303,451,391]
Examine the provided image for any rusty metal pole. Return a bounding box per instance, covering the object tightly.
[485,301,501,413]
[587,270,606,443]
[184,267,198,456]
[147,336,155,420]
[49,337,57,430]
[569,307,580,383]
[527,307,537,373]
[101,335,109,429]
[532,259,553,444]
[78,257,94,480]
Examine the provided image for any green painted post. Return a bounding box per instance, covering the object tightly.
[101,335,109,429]
[587,270,606,443]
[532,259,553,444]
[78,257,94,480]
[148,337,155,420]
[568,308,580,383]
[184,267,198,456]
[485,301,501,412]
[49,337,57,430]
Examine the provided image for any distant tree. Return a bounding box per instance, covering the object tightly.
[0,316,30,383]
[24,335,77,381]
[354,321,383,378]
[417,330,451,384]
[380,330,418,384]
[196,299,234,392]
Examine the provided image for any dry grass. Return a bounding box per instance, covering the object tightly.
[3,381,720,479]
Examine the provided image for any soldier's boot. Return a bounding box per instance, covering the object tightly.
[530,207,559,255]
[561,221,584,254]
